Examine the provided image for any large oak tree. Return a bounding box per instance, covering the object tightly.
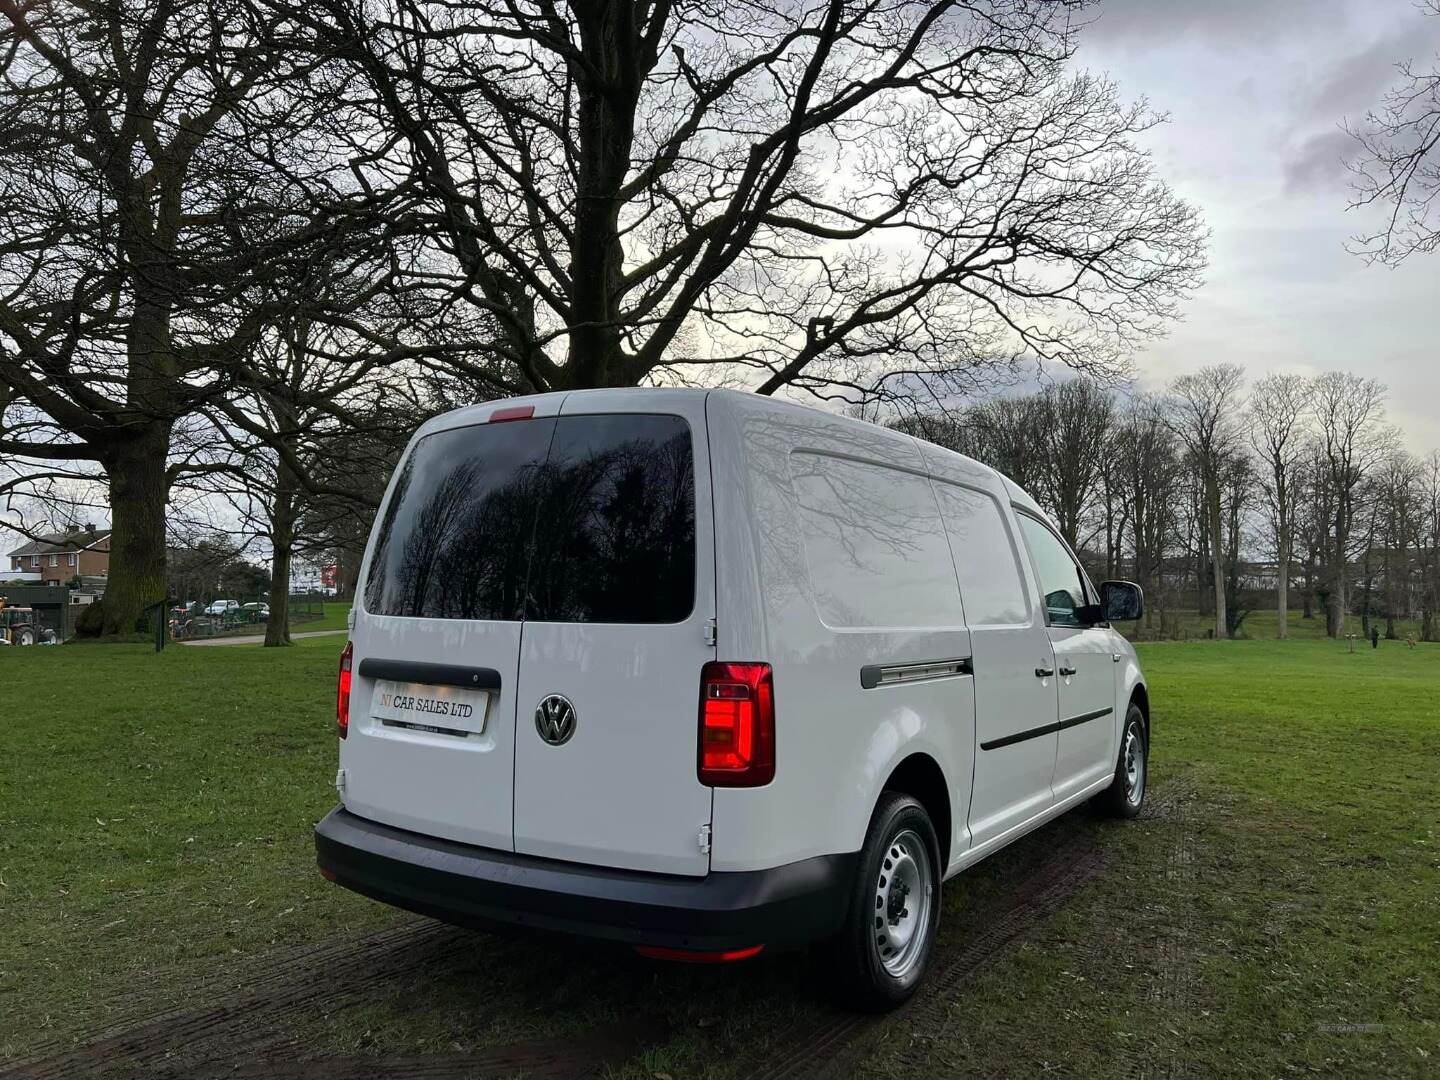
[278,0,1207,403]
[0,0,394,634]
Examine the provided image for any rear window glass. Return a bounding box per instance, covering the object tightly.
[364,414,696,623]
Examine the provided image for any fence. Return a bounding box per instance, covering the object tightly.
[168,594,334,641]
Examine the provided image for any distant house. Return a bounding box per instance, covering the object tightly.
[5,526,111,586]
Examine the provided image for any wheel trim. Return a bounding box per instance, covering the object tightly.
[1123,722,1146,806]
[872,828,933,979]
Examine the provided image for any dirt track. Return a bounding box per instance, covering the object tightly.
[2,792,1194,1080]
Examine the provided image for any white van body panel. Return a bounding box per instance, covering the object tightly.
[913,441,1062,860]
[340,392,570,850]
[511,390,717,876]
[706,392,975,872]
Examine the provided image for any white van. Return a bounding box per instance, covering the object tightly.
[316,389,1149,1009]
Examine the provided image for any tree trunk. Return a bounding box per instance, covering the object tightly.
[1206,472,1227,638]
[265,460,298,647]
[1326,587,1344,638]
[77,425,172,638]
[1276,554,1289,639]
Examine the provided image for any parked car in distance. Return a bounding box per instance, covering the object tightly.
[241,602,270,620]
[205,599,239,617]
[316,389,1150,1011]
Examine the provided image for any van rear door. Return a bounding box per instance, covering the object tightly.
[340,399,565,850]
[511,393,716,876]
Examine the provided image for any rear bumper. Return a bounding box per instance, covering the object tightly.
[315,806,856,952]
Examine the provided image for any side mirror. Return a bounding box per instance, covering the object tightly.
[1100,580,1144,623]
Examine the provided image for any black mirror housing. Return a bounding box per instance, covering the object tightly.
[1100,580,1144,623]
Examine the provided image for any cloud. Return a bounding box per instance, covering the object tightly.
[1298,16,1440,122]
[1280,11,1440,191]
[1283,127,1355,192]
[1080,0,1348,47]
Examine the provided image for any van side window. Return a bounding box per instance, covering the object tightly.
[1016,515,1090,628]
[789,452,962,629]
[932,482,1029,626]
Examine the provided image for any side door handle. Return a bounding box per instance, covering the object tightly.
[1035,665,1055,678]
[1058,664,1077,677]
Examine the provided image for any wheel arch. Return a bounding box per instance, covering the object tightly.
[880,753,952,871]
[1129,681,1150,744]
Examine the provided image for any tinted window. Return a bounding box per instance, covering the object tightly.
[364,419,556,621]
[364,414,696,623]
[1017,515,1089,628]
[790,453,962,629]
[933,482,1029,626]
[526,414,695,623]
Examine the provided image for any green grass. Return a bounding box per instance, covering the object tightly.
[855,639,1440,1078]
[2,636,1437,1074]
[0,636,385,1057]
[296,601,352,633]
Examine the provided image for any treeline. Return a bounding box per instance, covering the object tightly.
[895,365,1440,641]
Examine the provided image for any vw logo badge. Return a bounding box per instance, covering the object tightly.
[535,694,577,746]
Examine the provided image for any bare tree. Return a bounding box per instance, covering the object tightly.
[0,0,392,634]
[1347,0,1440,263]
[1038,380,1114,549]
[1218,448,1257,637]
[1108,394,1182,634]
[1310,371,1394,638]
[1247,373,1311,638]
[1373,449,1423,639]
[1418,451,1440,641]
[1167,363,1245,639]
[274,0,1207,403]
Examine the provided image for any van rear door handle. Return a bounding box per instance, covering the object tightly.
[1058,664,1077,677]
[1035,665,1054,678]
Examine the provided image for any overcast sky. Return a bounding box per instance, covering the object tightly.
[1078,0,1440,452]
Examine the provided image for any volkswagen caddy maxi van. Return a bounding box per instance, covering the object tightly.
[316,388,1149,1010]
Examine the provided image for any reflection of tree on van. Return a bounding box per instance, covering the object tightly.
[528,419,694,623]
[366,415,694,625]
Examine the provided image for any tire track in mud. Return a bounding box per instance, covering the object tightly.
[7,790,1188,1080]
[750,781,1196,1080]
[1133,782,1203,1080]
[3,918,657,1079]
[751,832,1116,1080]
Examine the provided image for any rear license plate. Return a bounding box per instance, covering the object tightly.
[370,680,489,734]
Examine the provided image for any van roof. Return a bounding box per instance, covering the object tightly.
[413,387,1046,521]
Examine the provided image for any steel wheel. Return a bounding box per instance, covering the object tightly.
[872,827,934,979]
[1123,720,1146,807]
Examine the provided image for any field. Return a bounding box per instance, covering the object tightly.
[1,636,1436,1077]
[295,601,353,633]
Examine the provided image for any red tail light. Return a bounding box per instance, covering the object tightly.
[698,662,775,787]
[337,641,353,738]
[489,405,534,423]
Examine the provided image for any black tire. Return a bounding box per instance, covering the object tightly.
[1095,702,1147,818]
[829,792,942,1012]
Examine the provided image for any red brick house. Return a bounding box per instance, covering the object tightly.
[6,526,111,586]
